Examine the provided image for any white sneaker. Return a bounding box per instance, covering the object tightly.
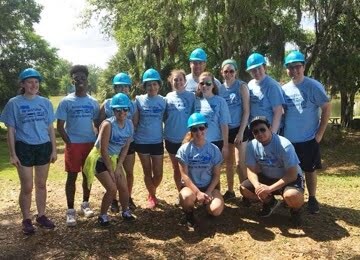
[66,209,77,227]
[80,201,94,218]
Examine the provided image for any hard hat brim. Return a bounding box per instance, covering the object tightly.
[246,62,264,71]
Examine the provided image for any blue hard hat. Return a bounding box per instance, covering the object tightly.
[112,72,132,86]
[246,53,266,71]
[284,50,305,66]
[142,68,161,83]
[187,113,207,128]
[19,68,42,82]
[110,93,131,109]
[189,48,207,62]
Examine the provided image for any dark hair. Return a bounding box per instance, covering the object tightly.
[195,71,219,98]
[70,65,89,77]
[249,116,271,131]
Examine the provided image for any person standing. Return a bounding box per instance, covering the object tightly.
[282,50,331,214]
[1,68,57,234]
[56,65,100,226]
[246,53,284,134]
[240,116,304,226]
[133,68,166,209]
[185,48,221,93]
[84,93,136,226]
[164,69,195,192]
[218,59,250,201]
[98,72,137,211]
[177,113,224,227]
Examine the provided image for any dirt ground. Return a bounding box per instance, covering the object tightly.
[0,131,359,259]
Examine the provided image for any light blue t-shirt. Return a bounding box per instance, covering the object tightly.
[282,77,329,143]
[246,134,302,179]
[1,95,55,145]
[104,98,137,120]
[95,117,134,156]
[134,94,166,144]
[248,75,285,123]
[219,79,248,129]
[176,140,223,188]
[164,90,195,143]
[185,73,222,93]
[55,93,100,143]
[194,95,231,142]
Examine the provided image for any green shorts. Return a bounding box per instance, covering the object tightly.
[15,141,52,167]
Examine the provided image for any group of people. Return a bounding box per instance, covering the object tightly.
[0,47,330,234]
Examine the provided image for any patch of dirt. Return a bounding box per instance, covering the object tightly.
[0,132,360,259]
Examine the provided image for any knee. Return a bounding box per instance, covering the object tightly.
[208,202,224,217]
[283,191,304,208]
[21,184,33,195]
[179,190,195,208]
[107,185,117,197]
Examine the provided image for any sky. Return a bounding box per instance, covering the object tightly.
[34,0,118,68]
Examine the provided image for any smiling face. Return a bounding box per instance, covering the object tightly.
[248,65,266,81]
[114,84,130,95]
[190,123,207,143]
[71,71,88,94]
[113,107,129,122]
[251,123,272,144]
[198,75,214,97]
[190,61,206,77]
[21,77,40,96]
[171,72,186,92]
[144,81,160,97]
[286,62,305,83]
[221,64,236,83]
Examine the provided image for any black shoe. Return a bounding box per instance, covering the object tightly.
[223,190,236,201]
[122,209,136,221]
[129,197,137,210]
[290,208,302,227]
[258,197,280,218]
[307,197,320,214]
[185,211,197,228]
[241,197,251,207]
[110,200,120,213]
[98,215,110,227]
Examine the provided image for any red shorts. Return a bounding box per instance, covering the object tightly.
[65,143,94,173]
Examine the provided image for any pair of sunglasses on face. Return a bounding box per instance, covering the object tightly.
[114,108,130,113]
[252,127,267,135]
[199,81,212,86]
[223,70,235,74]
[190,125,206,132]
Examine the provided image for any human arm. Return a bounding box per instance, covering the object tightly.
[97,101,107,128]
[6,126,21,168]
[271,105,283,134]
[56,119,71,144]
[48,124,57,163]
[315,102,331,143]
[235,83,250,145]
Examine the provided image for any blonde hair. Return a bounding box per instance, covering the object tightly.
[195,71,219,98]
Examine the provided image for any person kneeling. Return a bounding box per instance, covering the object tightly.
[176,113,224,227]
[240,116,304,226]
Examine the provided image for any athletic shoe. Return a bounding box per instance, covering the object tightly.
[147,195,157,209]
[241,197,251,207]
[185,211,197,228]
[36,215,55,229]
[110,199,120,213]
[290,208,302,227]
[98,214,110,227]
[66,209,77,227]
[80,201,94,218]
[223,190,236,201]
[258,196,280,218]
[121,209,136,221]
[22,219,35,235]
[307,197,320,214]
[129,197,137,210]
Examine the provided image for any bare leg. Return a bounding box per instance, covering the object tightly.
[34,164,50,216]
[225,144,235,192]
[169,153,182,191]
[305,171,317,197]
[18,166,34,220]
[138,153,156,196]
[123,153,135,196]
[96,171,117,215]
[151,155,163,195]
[65,172,78,209]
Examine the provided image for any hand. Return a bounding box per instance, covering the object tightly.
[10,155,21,168]
[315,133,322,143]
[196,191,211,205]
[255,184,272,201]
[234,132,244,146]
[50,152,57,163]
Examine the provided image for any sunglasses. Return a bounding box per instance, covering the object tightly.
[115,108,129,112]
[224,70,235,74]
[190,126,206,132]
[199,81,212,86]
[252,127,267,135]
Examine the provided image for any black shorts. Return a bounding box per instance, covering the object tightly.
[293,138,322,172]
[248,173,304,195]
[135,142,164,155]
[95,159,108,174]
[228,126,251,144]
[164,140,182,155]
[181,183,220,192]
[127,141,136,155]
[15,141,52,167]
[211,140,223,151]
